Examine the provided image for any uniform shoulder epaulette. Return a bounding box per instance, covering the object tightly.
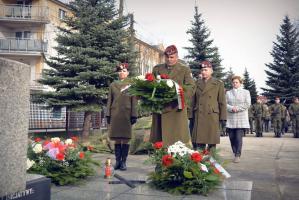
[214,78,223,84]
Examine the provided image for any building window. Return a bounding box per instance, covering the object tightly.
[52,107,62,119]
[58,9,66,20]
[24,31,31,39]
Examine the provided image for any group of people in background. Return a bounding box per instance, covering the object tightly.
[105,44,299,170]
[247,96,299,138]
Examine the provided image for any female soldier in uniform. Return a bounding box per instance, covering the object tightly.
[106,63,138,171]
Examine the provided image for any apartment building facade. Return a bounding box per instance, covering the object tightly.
[0,0,165,131]
[0,0,69,91]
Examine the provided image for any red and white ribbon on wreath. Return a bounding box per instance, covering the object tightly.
[172,81,185,110]
[209,157,231,178]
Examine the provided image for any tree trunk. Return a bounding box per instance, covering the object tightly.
[82,111,92,140]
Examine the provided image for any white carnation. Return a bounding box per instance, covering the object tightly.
[156,75,161,80]
[166,80,174,88]
[33,143,43,153]
[51,137,60,143]
[136,75,146,80]
[26,159,35,170]
[167,141,192,157]
[65,139,73,145]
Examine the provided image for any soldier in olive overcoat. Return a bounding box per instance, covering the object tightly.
[150,45,195,146]
[263,102,271,132]
[248,105,254,134]
[289,96,299,138]
[269,97,284,137]
[106,63,138,171]
[191,60,227,150]
[252,96,264,137]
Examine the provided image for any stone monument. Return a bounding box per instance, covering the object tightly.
[0,58,30,197]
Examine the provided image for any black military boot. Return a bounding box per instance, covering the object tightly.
[120,144,130,171]
[114,144,122,170]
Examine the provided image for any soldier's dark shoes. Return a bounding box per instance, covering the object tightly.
[114,161,121,170]
[120,162,127,171]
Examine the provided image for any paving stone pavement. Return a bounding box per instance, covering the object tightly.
[51,132,299,200]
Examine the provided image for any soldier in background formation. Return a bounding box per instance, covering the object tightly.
[252,96,264,137]
[288,96,299,138]
[248,105,254,134]
[269,96,284,137]
[262,99,271,132]
[281,105,289,135]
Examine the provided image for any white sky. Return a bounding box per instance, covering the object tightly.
[122,0,299,92]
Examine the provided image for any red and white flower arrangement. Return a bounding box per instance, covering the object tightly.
[148,141,230,195]
[27,137,99,185]
[125,73,185,113]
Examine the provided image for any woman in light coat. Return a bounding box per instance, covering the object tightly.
[226,76,251,163]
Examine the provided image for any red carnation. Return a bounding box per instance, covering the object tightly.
[42,140,50,147]
[34,137,42,142]
[153,141,163,149]
[71,136,78,142]
[202,149,209,155]
[87,146,94,151]
[160,74,169,79]
[79,152,85,159]
[162,154,173,167]
[56,153,65,161]
[145,73,155,82]
[57,143,66,153]
[190,152,203,163]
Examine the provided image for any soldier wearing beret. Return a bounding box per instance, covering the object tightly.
[191,60,227,151]
[269,97,284,137]
[150,45,195,146]
[288,96,299,138]
[262,99,271,133]
[106,63,138,170]
[252,96,265,137]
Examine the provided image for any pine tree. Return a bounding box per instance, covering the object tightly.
[223,67,234,90]
[262,16,299,105]
[127,13,139,77]
[243,68,258,104]
[184,6,226,80]
[36,0,133,138]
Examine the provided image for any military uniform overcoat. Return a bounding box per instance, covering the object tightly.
[192,78,227,144]
[252,102,264,136]
[288,103,299,137]
[106,80,138,139]
[150,62,195,146]
[269,103,284,136]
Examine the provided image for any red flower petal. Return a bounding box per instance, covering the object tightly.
[71,136,78,142]
[190,152,203,163]
[34,137,42,142]
[153,141,163,149]
[79,152,85,159]
[162,154,173,167]
[56,153,65,161]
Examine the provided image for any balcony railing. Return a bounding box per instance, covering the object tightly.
[0,4,49,22]
[0,38,47,53]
